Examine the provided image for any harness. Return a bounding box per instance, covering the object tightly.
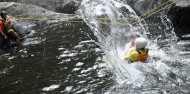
[136,48,149,62]
[1,17,12,32]
[0,19,17,41]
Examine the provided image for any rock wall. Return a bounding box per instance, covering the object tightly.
[119,0,190,40]
[168,0,190,39]
[0,0,169,15]
[0,0,81,14]
[0,2,80,37]
[0,2,76,19]
[0,0,189,40]
[117,0,169,16]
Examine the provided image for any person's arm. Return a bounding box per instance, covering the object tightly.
[130,38,136,49]
[0,22,7,39]
[130,31,140,49]
[124,53,130,61]
[131,38,135,45]
[7,16,14,28]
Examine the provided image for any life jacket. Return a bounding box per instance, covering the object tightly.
[0,16,13,31]
[136,48,149,62]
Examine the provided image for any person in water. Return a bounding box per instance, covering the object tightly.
[0,11,22,46]
[124,37,149,63]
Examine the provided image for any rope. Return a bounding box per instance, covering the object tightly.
[6,40,16,52]
[9,0,178,25]
[141,0,179,20]
[95,0,178,26]
[131,0,179,26]
[139,0,172,18]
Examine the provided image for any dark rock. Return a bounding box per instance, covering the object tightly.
[55,1,80,14]
[167,1,190,39]
[0,0,82,14]
[0,2,74,19]
[119,0,169,16]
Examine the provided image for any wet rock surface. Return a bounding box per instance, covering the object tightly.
[0,0,81,14]
[0,2,75,18]
[0,0,189,40]
[168,0,190,39]
[119,0,190,39]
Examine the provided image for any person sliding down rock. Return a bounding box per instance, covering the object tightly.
[124,37,149,63]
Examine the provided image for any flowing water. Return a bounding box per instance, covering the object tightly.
[1,0,190,94]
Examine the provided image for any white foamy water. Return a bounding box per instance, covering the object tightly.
[42,84,60,91]
[80,0,190,93]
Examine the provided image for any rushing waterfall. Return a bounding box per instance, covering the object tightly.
[79,0,187,93]
[80,0,148,85]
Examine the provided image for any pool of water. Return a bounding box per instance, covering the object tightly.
[0,22,115,94]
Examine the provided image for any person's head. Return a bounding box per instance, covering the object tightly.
[1,11,7,19]
[135,37,148,49]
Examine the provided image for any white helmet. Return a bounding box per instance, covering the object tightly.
[135,37,148,49]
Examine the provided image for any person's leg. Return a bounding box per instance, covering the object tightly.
[7,29,21,46]
[0,35,7,49]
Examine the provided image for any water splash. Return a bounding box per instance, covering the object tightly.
[80,0,147,59]
[79,0,150,86]
[79,0,182,92]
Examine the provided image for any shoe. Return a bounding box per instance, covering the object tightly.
[16,39,20,46]
[19,38,24,42]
